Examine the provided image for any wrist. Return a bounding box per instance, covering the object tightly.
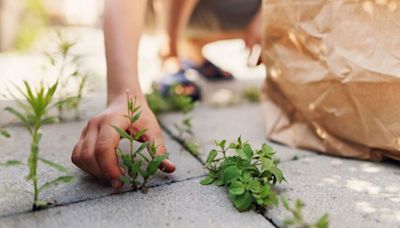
[107,90,146,107]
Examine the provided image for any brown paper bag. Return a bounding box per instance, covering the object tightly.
[261,0,400,161]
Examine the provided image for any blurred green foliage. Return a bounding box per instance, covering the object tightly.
[14,0,48,51]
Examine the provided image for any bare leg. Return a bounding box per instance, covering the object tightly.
[154,0,199,72]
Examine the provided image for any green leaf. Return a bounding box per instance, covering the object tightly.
[130,111,141,123]
[261,143,274,157]
[229,181,245,195]
[248,180,261,193]
[0,130,11,138]
[0,160,23,167]
[214,179,224,186]
[139,169,149,179]
[38,176,74,192]
[223,166,240,184]
[129,160,142,177]
[38,157,69,173]
[111,125,132,140]
[146,155,166,176]
[134,142,148,156]
[241,144,254,161]
[206,149,218,163]
[260,157,273,172]
[117,148,132,169]
[281,195,290,210]
[120,175,132,185]
[315,214,329,228]
[200,176,214,185]
[230,191,254,212]
[270,166,285,184]
[134,129,147,141]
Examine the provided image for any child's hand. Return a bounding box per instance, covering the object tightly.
[71,95,175,189]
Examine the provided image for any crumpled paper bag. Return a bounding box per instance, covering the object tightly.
[261,0,400,161]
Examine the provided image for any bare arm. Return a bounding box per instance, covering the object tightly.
[104,0,147,102]
[72,0,175,189]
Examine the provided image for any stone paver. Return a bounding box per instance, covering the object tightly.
[0,121,205,217]
[265,156,400,228]
[0,178,274,228]
[160,104,315,163]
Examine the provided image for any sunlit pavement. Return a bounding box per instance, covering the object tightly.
[0,27,399,228]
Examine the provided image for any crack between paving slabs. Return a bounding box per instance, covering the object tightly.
[160,122,205,166]
[0,174,207,220]
[161,123,283,227]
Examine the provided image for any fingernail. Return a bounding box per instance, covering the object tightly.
[111,179,121,189]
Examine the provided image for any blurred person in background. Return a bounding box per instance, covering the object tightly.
[72,0,262,189]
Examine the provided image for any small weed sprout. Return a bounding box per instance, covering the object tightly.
[174,113,199,155]
[0,128,10,138]
[2,81,73,211]
[243,87,260,103]
[45,31,89,121]
[146,84,195,115]
[201,137,285,212]
[281,196,329,228]
[113,93,168,192]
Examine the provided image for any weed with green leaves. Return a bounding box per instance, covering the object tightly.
[2,81,73,210]
[281,196,329,228]
[201,137,285,212]
[45,31,89,121]
[146,84,195,115]
[113,94,168,192]
[173,114,199,155]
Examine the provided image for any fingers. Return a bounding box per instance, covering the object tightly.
[80,121,103,179]
[96,123,124,189]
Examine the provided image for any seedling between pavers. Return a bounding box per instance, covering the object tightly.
[281,196,329,228]
[45,30,89,121]
[113,94,168,192]
[201,138,285,212]
[2,81,73,211]
[0,128,10,138]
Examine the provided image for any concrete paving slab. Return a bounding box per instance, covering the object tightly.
[265,156,400,228]
[160,104,315,163]
[0,178,274,228]
[0,121,205,216]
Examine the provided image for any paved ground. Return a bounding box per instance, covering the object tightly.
[0,28,399,228]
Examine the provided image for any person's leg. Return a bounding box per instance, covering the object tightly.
[154,0,199,73]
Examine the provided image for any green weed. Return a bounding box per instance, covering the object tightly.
[201,137,285,212]
[114,94,168,192]
[2,81,73,210]
[45,31,89,121]
[281,196,329,228]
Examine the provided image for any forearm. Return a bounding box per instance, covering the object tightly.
[104,0,147,104]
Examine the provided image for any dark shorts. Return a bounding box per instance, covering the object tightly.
[146,0,261,35]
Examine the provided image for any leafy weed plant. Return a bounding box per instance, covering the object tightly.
[3,81,73,210]
[146,84,195,115]
[281,196,329,228]
[113,94,168,192]
[46,31,89,121]
[201,138,285,212]
[174,114,199,155]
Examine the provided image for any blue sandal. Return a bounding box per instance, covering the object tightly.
[159,69,202,101]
